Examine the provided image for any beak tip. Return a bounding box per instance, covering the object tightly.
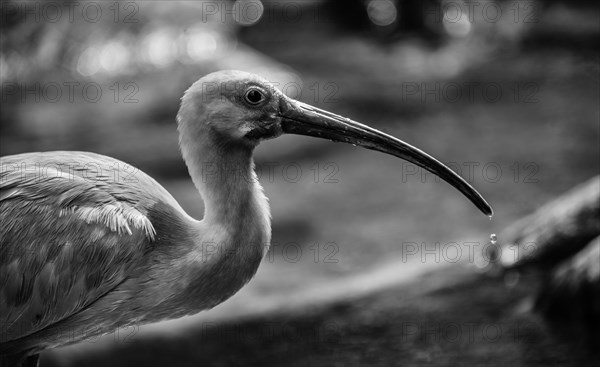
[483,204,494,218]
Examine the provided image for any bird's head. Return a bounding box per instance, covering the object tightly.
[178,70,492,216]
[179,70,283,145]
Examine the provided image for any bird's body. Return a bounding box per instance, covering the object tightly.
[1,70,491,366]
[1,149,270,358]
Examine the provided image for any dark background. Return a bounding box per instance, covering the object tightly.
[1,0,599,366]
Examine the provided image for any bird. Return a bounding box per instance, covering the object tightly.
[0,70,492,366]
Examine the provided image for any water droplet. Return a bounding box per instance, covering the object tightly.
[490,233,497,245]
[352,144,357,147]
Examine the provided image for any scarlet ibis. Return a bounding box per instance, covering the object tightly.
[0,70,492,366]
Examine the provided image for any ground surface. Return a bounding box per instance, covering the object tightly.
[43,263,598,367]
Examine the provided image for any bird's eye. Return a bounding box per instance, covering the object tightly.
[244,88,265,106]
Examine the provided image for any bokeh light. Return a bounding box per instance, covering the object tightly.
[443,10,472,37]
[366,0,398,27]
[76,46,101,76]
[185,28,219,61]
[141,29,179,67]
[99,41,131,73]
[233,0,264,26]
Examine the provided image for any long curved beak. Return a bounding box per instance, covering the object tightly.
[279,97,493,216]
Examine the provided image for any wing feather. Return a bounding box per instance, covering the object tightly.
[0,152,160,343]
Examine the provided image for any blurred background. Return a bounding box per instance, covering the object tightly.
[1,0,599,366]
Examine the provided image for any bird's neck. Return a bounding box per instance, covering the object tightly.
[179,129,271,246]
[120,131,272,320]
[172,130,272,309]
